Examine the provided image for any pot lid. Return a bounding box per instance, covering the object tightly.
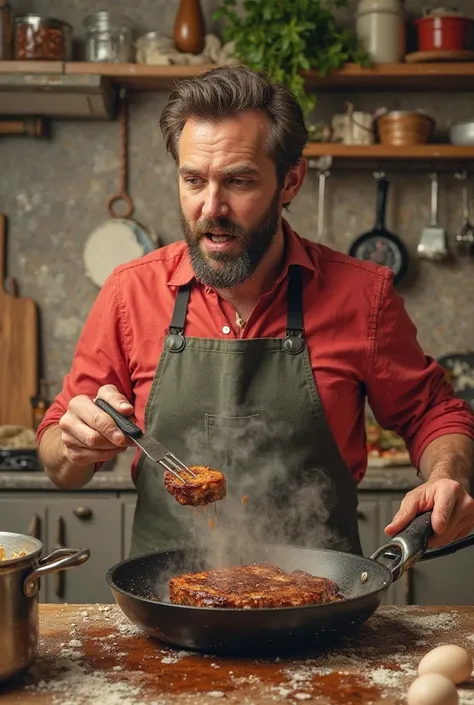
[357,0,405,14]
[422,6,466,17]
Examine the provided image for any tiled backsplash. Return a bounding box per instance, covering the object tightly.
[1,0,473,393]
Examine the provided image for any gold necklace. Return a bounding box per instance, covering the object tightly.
[235,311,246,329]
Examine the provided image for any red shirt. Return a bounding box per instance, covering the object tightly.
[37,221,474,482]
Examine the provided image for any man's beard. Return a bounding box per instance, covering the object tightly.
[181,190,281,289]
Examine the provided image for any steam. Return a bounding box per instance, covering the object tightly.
[175,410,352,571]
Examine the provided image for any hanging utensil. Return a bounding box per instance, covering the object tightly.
[454,170,474,258]
[416,172,449,261]
[348,171,409,285]
[83,89,159,288]
[315,156,332,242]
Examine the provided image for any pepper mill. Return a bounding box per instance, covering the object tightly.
[173,0,206,55]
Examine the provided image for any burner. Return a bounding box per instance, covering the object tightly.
[0,448,41,471]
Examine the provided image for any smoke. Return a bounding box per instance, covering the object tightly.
[175,410,352,572]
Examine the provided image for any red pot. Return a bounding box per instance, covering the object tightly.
[415,14,473,51]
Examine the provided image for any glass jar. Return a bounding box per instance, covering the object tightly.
[14,15,72,60]
[0,0,13,60]
[83,12,134,63]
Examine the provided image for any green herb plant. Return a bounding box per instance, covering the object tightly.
[213,0,371,118]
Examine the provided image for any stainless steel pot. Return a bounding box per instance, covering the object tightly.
[0,531,90,683]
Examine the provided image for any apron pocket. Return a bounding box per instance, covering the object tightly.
[205,413,261,462]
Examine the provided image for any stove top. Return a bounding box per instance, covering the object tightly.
[0,448,41,471]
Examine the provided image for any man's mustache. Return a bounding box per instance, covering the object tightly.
[193,218,246,239]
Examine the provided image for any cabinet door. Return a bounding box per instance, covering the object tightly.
[46,497,122,604]
[0,497,48,602]
[122,498,137,560]
[0,497,46,541]
[389,498,474,605]
[357,497,382,557]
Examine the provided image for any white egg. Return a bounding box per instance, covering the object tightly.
[418,644,473,685]
[407,674,458,705]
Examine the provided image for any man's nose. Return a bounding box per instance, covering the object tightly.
[201,188,229,220]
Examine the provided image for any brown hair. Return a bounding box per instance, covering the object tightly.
[159,65,308,184]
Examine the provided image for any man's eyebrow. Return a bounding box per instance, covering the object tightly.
[178,165,261,177]
[178,165,201,176]
[222,165,261,176]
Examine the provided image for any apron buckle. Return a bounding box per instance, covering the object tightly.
[283,333,305,355]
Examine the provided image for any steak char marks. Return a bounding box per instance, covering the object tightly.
[169,562,344,608]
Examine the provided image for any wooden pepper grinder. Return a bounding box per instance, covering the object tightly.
[173,0,206,54]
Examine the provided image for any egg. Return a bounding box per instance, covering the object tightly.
[418,644,473,685]
[407,674,458,705]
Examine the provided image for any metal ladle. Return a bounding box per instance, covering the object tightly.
[309,155,333,242]
[454,170,474,258]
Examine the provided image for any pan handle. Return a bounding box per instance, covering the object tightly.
[370,511,474,581]
[374,175,388,231]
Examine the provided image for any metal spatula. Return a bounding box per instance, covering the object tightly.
[417,172,449,261]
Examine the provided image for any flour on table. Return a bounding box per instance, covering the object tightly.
[161,651,188,664]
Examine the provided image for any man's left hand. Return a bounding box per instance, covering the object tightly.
[384,478,474,548]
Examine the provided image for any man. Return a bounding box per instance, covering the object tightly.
[38,66,474,559]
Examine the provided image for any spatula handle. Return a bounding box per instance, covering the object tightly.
[95,398,143,440]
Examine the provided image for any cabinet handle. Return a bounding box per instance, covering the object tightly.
[403,567,414,605]
[28,514,41,540]
[55,516,66,599]
[357,511,366,521]
[73,506,92,520]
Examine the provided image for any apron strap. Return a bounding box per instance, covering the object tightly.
[283,265,305,355]
[166,283,191,352]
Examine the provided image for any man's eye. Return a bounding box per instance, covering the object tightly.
[230,179,252,187]
[184,178,202,187]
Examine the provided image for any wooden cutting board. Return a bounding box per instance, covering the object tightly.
[0,213,38,428]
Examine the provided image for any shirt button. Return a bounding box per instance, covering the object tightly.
[222,325,231,335]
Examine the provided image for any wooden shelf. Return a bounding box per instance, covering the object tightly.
[303,144,474,160]
[1,61,474,92]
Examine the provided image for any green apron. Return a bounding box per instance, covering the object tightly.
[129,265,362,558]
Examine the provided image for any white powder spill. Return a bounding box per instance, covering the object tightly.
[294,694,312,701]
[34,662,143,704]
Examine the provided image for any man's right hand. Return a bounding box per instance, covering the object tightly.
[58,384,135,467]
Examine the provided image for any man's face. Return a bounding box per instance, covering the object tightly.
[178,110,282,289]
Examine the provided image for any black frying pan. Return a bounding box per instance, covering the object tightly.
[106,512,474,655]
[348,174,409,285]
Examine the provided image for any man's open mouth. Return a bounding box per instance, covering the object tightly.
[204,232,234,243]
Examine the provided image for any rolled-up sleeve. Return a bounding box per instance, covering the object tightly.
[36,271,132,444]
[365,275,474,468]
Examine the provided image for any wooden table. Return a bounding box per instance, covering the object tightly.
[1,604,474,704]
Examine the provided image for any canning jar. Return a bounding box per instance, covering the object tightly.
[83,12,134,63]
[356,0,406,63]
[0,0,13,59]
[14,15,72,60]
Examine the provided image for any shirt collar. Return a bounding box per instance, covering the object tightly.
[167,218,318,287]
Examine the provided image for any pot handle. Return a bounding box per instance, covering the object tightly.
[23,547,90,598]
[370,511,474,581]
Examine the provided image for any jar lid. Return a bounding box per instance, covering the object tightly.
[83,11,134,31]
[356,0,405,15]
[15,14,72,30]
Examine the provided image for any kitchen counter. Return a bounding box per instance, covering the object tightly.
[0,449,421,492]
[1,604,473,704]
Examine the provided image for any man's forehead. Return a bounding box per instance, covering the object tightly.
[180,112,270,148]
